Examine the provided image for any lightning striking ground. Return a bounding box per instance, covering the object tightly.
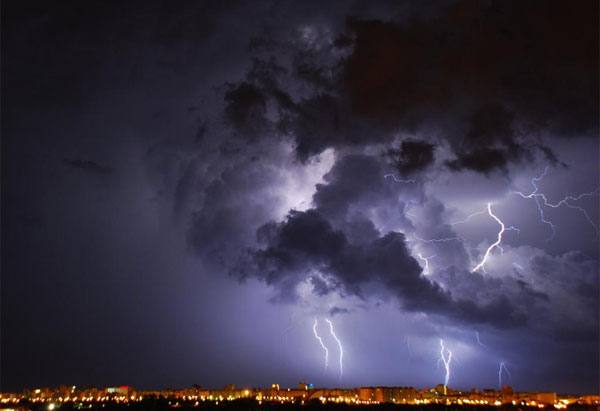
[513,167,600,240]
[312,319,329,372]
[439,339,453,394]
[325,319,344,380]
[471,203,519,273]
[498,362,511,389]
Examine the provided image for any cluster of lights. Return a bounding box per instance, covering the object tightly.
[2,385,597,409]
[318,395,378,405]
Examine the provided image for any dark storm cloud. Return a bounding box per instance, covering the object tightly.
[387,139,435,175]
[226,153,528,328]
[3,1,237,110]
[4,0,598,394]
[535,144,566,168]
[313,154,387,219]
[341,0,598,147]
[529,251,599,340]
[445,104,525,173]
[224,82,269,140]
[329,306,350,316]
[221,0,597,172]
[431,250,599,342]
[238,208,526,328]
[219,42,389,161]
[63,158,113,175]
[308,153,419,239]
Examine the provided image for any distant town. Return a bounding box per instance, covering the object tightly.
[1,382,599,410]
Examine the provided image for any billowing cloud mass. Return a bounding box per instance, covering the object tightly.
[3,0,598,394]
[176,0,598,335]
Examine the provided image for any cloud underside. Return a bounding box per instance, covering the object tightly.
[143,0,598,337]
[236,208,527,328]
[223,0,598,173]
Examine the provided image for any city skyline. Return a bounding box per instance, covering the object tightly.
[2,0,599,396]
[2,381,599,409]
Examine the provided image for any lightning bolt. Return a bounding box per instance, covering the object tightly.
[405,336,413,364]
[512,166,599,240]
[312,319,329,372]
[450,210,488,226]
[498,361,511,389]
[471,203,519,273]
[475,331,486,348]
[325,319,344,380]
[384,173,416,184]
[417,253,436,275]
[439,339,453,394]
[412,234,464,244]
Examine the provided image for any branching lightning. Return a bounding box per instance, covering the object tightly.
[512,166,599,240]
[471,203,519,273]
[410,209,489,250]
[439,339,453,394]
[450,210,487,226]
[498,362,511,389]
[384,173,416,184]
[417,253,436,275]
[312,319,329,372]
[325,319,344,380]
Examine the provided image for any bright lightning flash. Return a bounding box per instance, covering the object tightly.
[312,319,329,371]
[512,167,599,240]
[325,319,344,380]
[439,339,453,394]
[498,361,511,389]
[471,203,519,273]
[417,253,436,275]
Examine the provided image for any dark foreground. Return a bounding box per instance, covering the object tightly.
[16,399,598,411]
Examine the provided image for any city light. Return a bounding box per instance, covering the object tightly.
[0,383,596,409]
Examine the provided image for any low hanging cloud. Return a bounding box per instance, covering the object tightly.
[235,207,527,328]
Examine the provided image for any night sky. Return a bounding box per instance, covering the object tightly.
[2,0,599,395]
